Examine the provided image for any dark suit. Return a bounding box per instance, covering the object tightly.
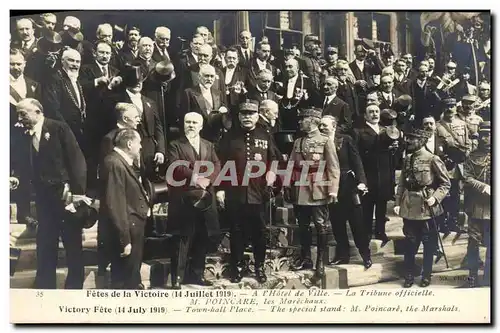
[166,136,220,283]
[11,118,87,289]
[110,90,166,180]
[9,76,40,223]
[11,38,38,59]
[236,46,253,68]
[354,124,398,240]
[100,150,150,289]
[117,45,139,71]
[80,62,120,190]
[329,133,370,260]
[393,73,411,95]
[408,78,441,123]
[378,89,402,111]
[336,80,360,125]
[349,59,383,85]
[180,85,228,143]
[246,57,279,90]
[223,65,248,110]
[42,70,88,152]
[152,43,171,63]
[320,95,352,131]
[277,73,316,131]
[24,50,61,89]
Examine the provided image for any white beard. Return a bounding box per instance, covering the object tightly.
[66,70,79,81]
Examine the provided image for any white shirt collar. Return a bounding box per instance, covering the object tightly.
[288,75,298,83]
[113,147,134,166]
[192,52,198,62]
[126,89,141,99]
[96,61,108,71]
[199,84,211,93]
[117,123,127,129]
[10,73,25,83]
[356,59,364,67]
[326,94,336,102]
[23,38,35,48]
[29,117,45,137]
[256,58,267,68]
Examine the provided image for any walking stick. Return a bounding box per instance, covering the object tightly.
[421,189,450,268]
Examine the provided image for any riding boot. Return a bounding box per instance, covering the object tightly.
[315,233,327,279]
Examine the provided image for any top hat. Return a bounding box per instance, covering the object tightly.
[65,199,100,229]
[154,60,176,82]
[239,100,259,113]
[60,29,84,49]
[395,94,413,108]
[144,179,169,205]
[36,30,63,55]
[182,188,213,212]
[380,109,398,121]
[298,107,323,119]
[122,63,146,87]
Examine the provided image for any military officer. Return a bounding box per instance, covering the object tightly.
[286,108,340,279]
[394,129,451,288]
[436,98,471,234]
[216,101,279,284]
[300,34,323,95]
[462,122,491,288]
[458,94,483,152]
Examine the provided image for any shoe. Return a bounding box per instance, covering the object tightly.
[375,234,390,247]
[230,267,243,283]
[255,266,267,284]
[171,275,181,290]
[136,283,145,290]
[362,258,373,270]
[403,276,414,288]
[420,277,431,287]
[290,258,313,271]
[314,233,327,279]
[328,257,350,265]
[190,278,214,287]
[467,275,478,288]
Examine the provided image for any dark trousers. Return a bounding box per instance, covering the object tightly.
[443,179,461,228]
[110,223,145,289]
[228,203,267,267]
[171,213,209,283]
[402,219,438,278]
[295,205,329,259]
[467,218,490,281]
[34,186,84,289]
[362,192,388,238]
[329,199,370,259]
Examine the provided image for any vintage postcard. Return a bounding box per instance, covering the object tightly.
[8,9,491,324]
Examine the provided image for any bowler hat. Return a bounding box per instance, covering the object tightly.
[298,107,323,119]
[183,188,213,212]
[154,60,176,82]
[36,30,63,55]
[65,200,99,229]
[122,63,146,87]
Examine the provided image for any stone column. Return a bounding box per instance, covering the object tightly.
[236,11,250,33]
[389,13,399,57]
[345,12,356,62]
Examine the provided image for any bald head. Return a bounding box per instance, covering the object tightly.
[155,26,171,49]
[63,16,81,31]
[184,112,204,137]
[16,18,35,42]
[61,48,81,76]
[138,37,154,59]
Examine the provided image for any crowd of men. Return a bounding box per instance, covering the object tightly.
[9,12,491,290]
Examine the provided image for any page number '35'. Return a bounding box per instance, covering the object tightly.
[36,291,44,298]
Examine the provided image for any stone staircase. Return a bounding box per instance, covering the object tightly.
[10,197,483,290]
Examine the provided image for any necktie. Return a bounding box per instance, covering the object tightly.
[32,132,39,152]
[323,97,329,109]
[102,66,108,78]
[261,92,267,100]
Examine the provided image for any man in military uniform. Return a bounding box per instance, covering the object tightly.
[300,34,323,95]
[476,81,491,121]
[319,115,372,268]
[286,108,340,278]
[217,101,279,284]
[462,122,491,288]
[394,129,451,288]
[436,98,471,233]
[458,94,483,152]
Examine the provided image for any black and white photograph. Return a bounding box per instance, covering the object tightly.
[8,9,492,324]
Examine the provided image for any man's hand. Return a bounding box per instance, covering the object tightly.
[121,244,132,257]
[216,191,225,208]
[9,177,19,190]
[108,76,123,89]
[154,152,165,164]
[196,177,210,190]
[483,185,491,196]
[393,206,400,216]
[357,183,368,193]
[328,192,338,204]
[265,171,277,187]
[95,76,109,86]
[409,115,415,121]
[218,106,229,114]
[426,196,437,207]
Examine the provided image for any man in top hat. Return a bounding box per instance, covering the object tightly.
[166,112,221,288]
[394,128,450,288]
[109,63,165,181]
[462,121,491,288]
[11,98,87,289]
[286,107,340,279]
[436,98,471,234]
[24,30,63,86]
[216,100,279,284]
[319,115,372,268]
[99,128,150,289]
[11,18,38,60]
[300,34,323,95]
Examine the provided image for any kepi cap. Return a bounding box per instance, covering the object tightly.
[239,100,259,113]
[298,107,323,119]
[442,98,457,106]
[405,128,430,140]
[304,34,321,44]
[327,45,338,53]
[462,94,477,103]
